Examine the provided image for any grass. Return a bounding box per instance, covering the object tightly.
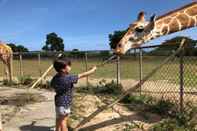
[0,56,196,88]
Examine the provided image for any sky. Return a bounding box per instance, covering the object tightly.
[0,0,196,51]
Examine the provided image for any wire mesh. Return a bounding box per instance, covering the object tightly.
[0,44,196,110]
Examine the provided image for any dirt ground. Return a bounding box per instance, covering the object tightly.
[0,78,196,131]
[0,81,161,131]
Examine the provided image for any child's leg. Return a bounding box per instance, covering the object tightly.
[55,118,61,131]
[0,113,2,131]
[56,116,68,131]
[55,106,70,131]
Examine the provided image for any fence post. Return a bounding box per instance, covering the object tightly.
[179,48,184,112]
[117,56,120,86]
[134,49,137,60]
[38,52,42,77]
[139,48,143,95]
[19,52,23,78]
[85,52,89,87]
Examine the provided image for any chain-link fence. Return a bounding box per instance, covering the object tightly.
[129,44,197,111]
[0,43,196,110]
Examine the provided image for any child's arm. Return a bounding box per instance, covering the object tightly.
[78,66,97,79]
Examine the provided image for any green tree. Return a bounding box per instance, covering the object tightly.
[42,32,64,51]
[150,36,197,56]
[108,30,127,49]
[17,45,29,52]
[7,43,29,52]
[7,43,18,52]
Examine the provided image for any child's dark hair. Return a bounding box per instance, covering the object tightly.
[53,57,71,72]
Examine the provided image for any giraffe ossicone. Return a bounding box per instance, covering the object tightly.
[114,2,197,55]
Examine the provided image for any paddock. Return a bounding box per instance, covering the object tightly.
[0,43,196,130]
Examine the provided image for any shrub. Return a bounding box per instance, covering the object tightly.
[148,99,174,116]
[94,79,123,95]
[121,94,153,105]
[37,80,52,89]
[149,103,197,131]
[18,75,34,85]
[2,79,17,86]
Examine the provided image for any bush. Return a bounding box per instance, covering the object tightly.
[76,79,123,96]
[94,79,123,95]
[2,79,17,86]
[148,99,174,116]
[121,94,153,105]
[149,103,197,131]
[18,75,34,85]
[37,80,52,90]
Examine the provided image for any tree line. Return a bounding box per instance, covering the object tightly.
[7,30,197,56]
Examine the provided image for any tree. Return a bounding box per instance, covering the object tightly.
[7,43,29,52]
[7,43,18,52]
[108,30,127,49]
[42,32,64,51]
[150,36,197,56]
[17,45,29,52]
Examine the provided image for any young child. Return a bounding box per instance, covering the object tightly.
[51,57,97,131]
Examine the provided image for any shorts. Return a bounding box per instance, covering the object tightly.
[55,106,71,118]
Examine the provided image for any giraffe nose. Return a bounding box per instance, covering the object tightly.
[113,48,121,55]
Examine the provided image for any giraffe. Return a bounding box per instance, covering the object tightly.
[0,42,13,82]
[114,2,197,55]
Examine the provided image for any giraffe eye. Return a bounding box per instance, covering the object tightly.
[135,26,144,33]
[118,44,122,48]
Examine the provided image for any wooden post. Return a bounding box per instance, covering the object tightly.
[134,48,137,60]
[19,52,23,77]
[38,53,42,77]
[8,53,13,83]
[139,48,143,95]
[116,56,120,86]
[85,52,89,87]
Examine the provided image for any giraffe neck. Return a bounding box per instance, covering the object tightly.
[152,2,197,39]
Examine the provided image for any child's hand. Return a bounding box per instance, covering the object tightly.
[90,66,97,72]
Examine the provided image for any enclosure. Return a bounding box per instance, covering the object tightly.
[1,43,196,112]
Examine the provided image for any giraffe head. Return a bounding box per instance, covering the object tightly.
[114,12,157,55]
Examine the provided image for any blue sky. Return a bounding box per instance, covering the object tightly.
[0,0,196,51]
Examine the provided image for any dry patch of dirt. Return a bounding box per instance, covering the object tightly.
[0,83,162,131]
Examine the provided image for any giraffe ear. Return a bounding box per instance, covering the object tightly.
[150,14,156,22]
[137,11,145,21]
[144,14,156,33]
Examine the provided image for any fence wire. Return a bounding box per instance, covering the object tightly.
[0,44,196,110]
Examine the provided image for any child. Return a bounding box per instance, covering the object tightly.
[51,57,97,131]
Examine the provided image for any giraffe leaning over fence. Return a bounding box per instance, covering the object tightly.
[0,42,13,82]
[114,2,197,55]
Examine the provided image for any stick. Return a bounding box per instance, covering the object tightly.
[30,53,62,89]
[96,55,117,68]
[74,39,186,130]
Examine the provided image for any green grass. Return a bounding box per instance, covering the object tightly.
[0,56,196,87]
